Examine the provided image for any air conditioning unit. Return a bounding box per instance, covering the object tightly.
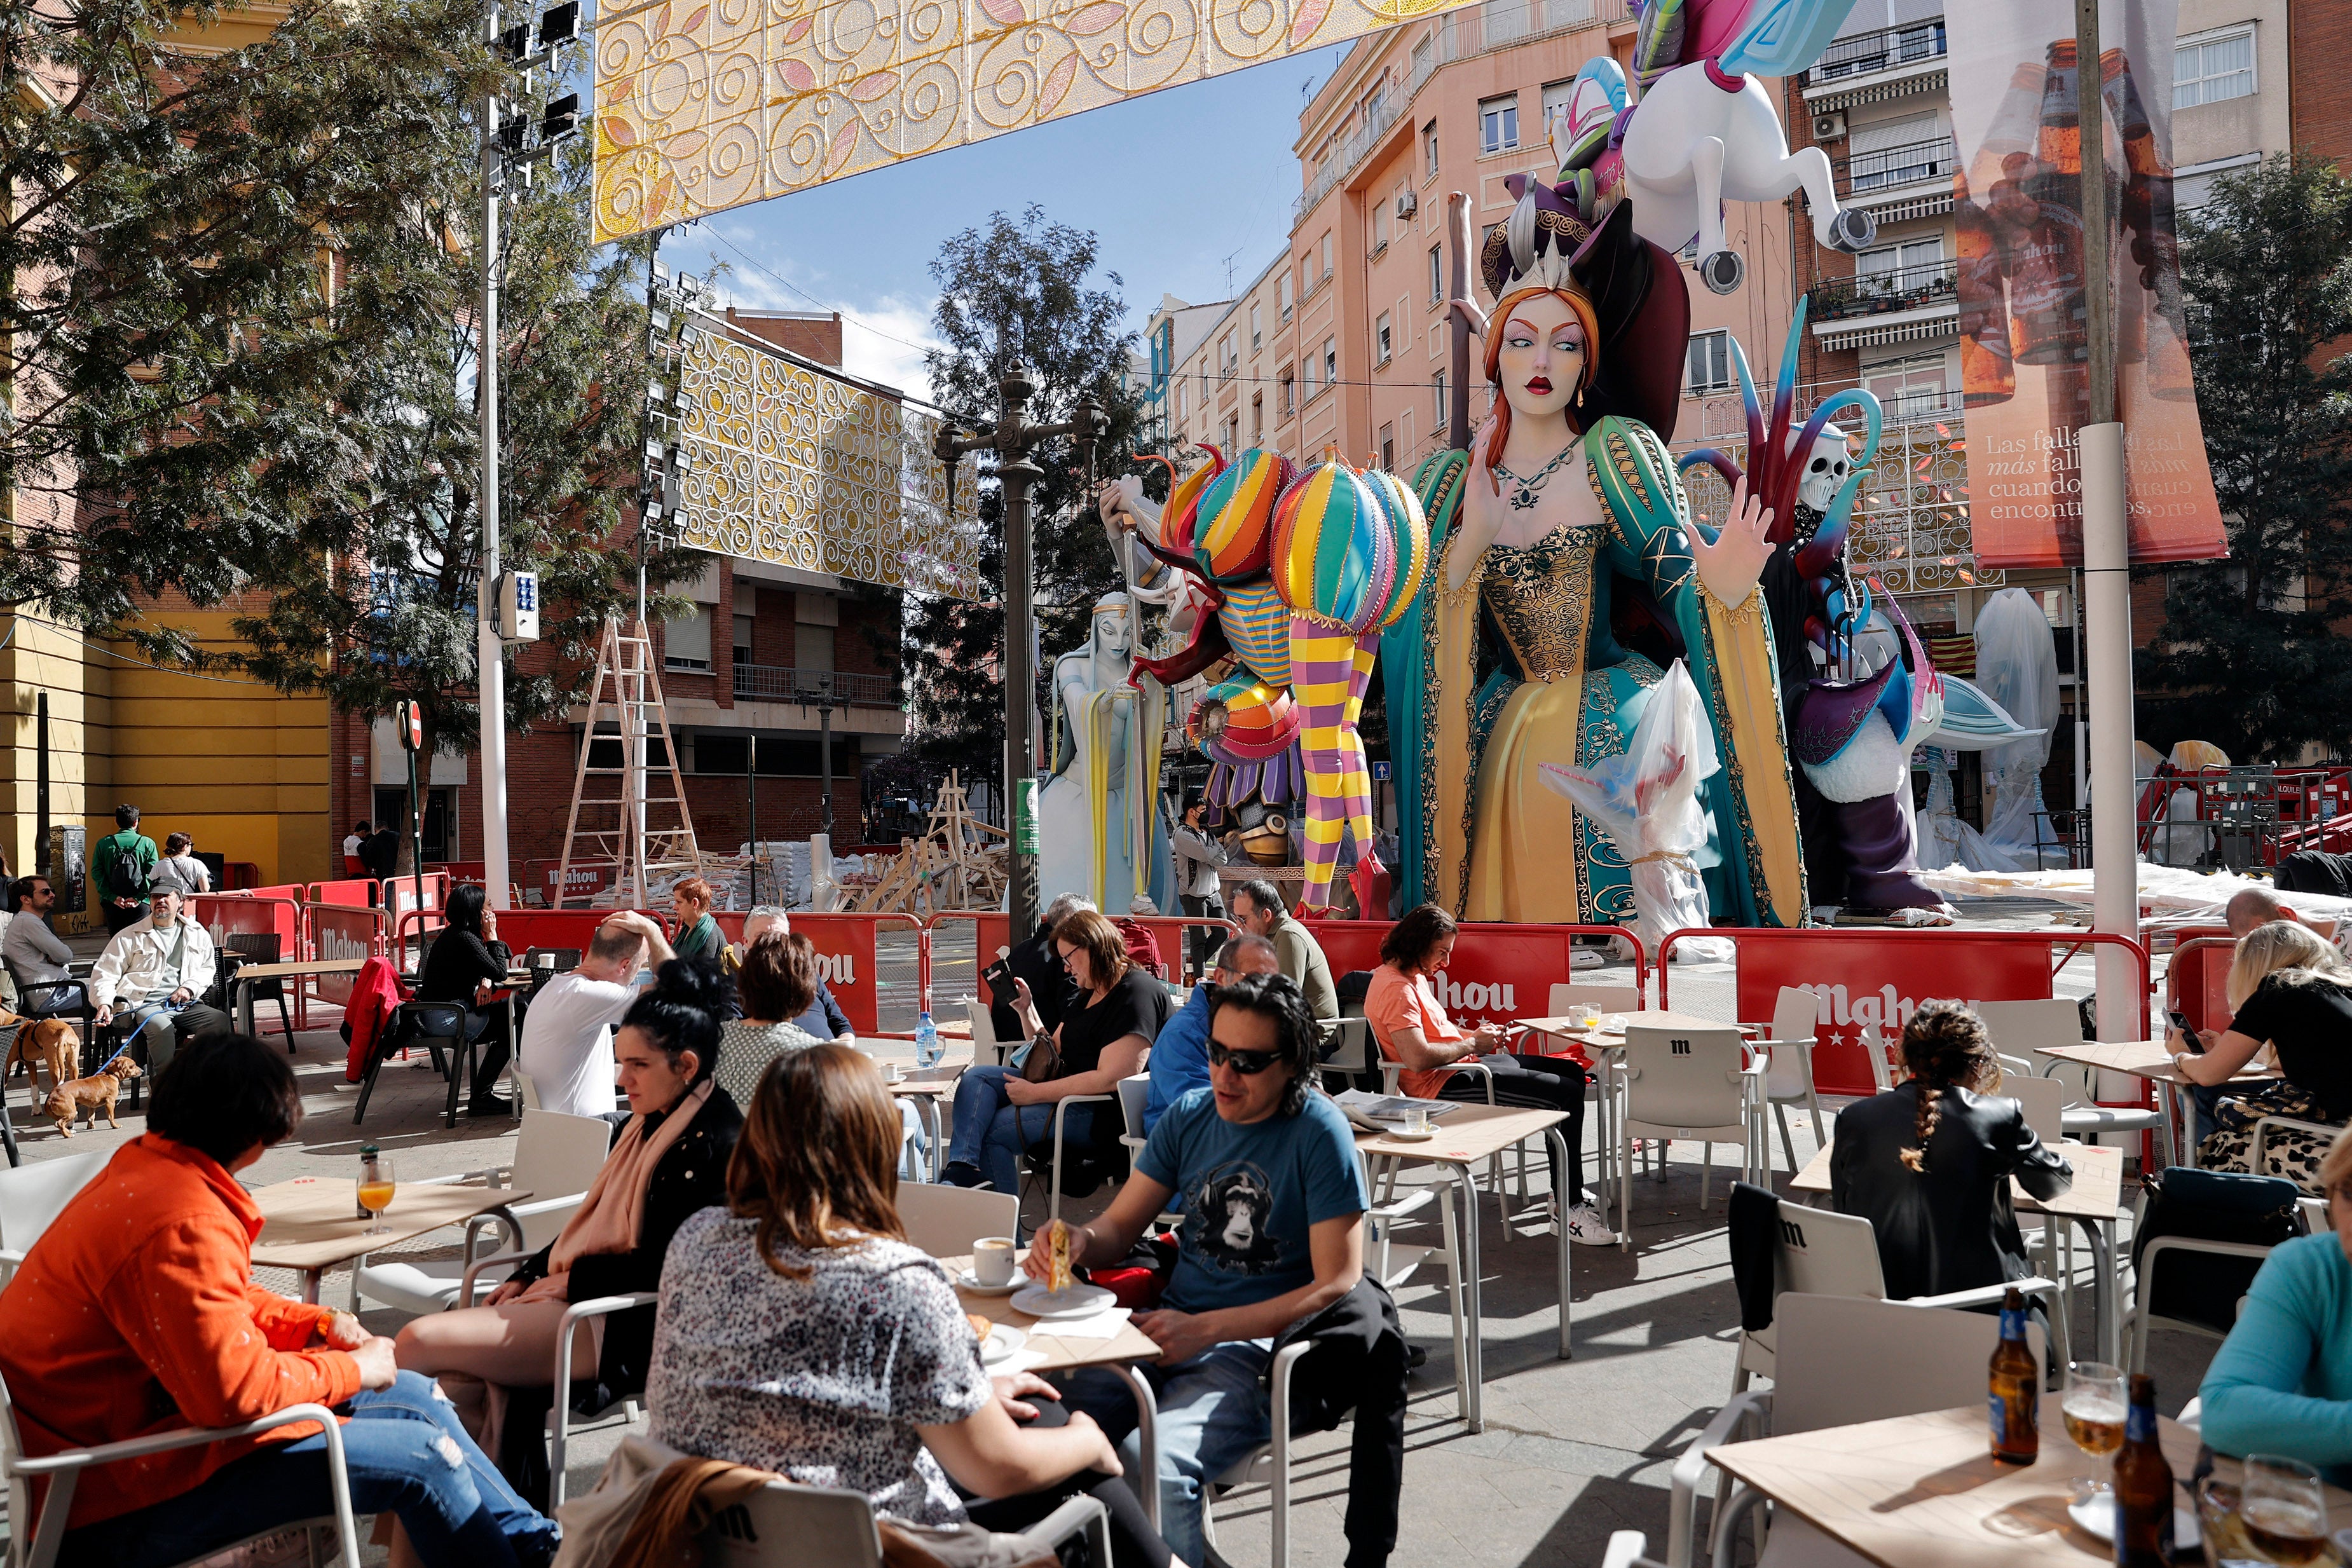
[1395,190,1419,221]
[1812,111,1848,142]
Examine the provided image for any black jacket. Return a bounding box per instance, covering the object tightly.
[509,1082,743,1400]
[1270,1276,1407,1568]
[1830,1082,2072,1301]
[416,927,511,1007]
[990,928,1076,1044]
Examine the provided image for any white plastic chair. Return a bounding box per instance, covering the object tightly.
[1030,1091,1117,1234]
[695,1452,1109,1565]
[1976,998,2162,1144]
[964,1000,1012,1068]
[1615,1024,1764,1234]
[1861,1019,1894,1091]
[1542,983,1639,1206]
[896,1182,1019,1259]
[0,1152,107,1283]
[1732,1201,2057,1394]
[1751,987,1824,1176]
[354,1108,614,1315]
[1116,1072,1152,1160]
[2252,1114,2343,1176]
[1675,1293,2049,1568]
[0,1366,360,1568]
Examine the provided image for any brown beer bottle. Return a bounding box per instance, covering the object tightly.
[2113,1374,2175,1567]
[1988,1287,2039,1464]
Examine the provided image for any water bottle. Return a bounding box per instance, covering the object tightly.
[916,1010,942,1070]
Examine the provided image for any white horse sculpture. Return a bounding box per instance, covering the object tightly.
[1550,0,1879,295]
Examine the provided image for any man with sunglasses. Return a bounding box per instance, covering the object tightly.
[1026,972,1367,1567]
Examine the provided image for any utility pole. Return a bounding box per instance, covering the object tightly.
[933,369,1107,943]
[812,679,840,847]
[475,0,580,910]
[477,5,508,910]
[2074,0,2139,1040]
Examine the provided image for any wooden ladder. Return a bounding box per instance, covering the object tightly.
[555,618,704,908]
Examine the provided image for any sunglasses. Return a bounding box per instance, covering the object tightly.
[1208,1042,1282,1075]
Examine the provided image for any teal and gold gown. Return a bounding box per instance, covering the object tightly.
[1386,415,1808,927]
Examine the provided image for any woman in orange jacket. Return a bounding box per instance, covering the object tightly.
[0,1033,557,1568]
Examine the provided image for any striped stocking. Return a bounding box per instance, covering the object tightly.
[1290,618,1381,916]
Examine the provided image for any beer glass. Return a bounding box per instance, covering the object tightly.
[2061,1361,2127,1500]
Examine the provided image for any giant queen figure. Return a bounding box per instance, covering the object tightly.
[1390,194,1808,928]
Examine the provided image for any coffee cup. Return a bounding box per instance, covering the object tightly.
[973,1236,1016,1287]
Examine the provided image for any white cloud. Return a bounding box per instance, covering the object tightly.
[694,234,943,404]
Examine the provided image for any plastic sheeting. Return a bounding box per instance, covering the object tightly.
[1915,861,2352,932]
[1973,588,2063,867]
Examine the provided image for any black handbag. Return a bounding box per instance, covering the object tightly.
[2130,1166,2306,1335]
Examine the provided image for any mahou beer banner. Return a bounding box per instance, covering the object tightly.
[592,0,1473,242]
[1946,0,2227,568]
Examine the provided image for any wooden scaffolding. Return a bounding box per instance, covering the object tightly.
[555,618,704,908]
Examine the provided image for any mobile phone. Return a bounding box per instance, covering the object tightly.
[2166,1009,2203,1050]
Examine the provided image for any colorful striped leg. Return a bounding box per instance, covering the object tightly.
[1339,633,1381,874]
[1288,620,1381,915]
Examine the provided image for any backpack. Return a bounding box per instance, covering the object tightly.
[99,835,146,902]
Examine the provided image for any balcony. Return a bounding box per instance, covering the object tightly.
[733,664,901,707]
[1807,17,1946,87]
[1835,135,1957,198]
[1805,257,1959,324]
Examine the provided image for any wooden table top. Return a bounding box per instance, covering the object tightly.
[2038,1039,2276,1087]
[1519,1011,1757,1044]
[888,1066,966,1098]
[1708,1397,2352,1568]
[941,1255,1165,1372]
[1353,1101,1567,1163]
[1789,1140,2123,1223]
[250,1177,526,1274]
[230,957,370,981]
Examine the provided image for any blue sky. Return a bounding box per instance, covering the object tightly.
[659,44,1354,400]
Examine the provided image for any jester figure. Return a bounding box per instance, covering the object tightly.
[1098,448,1430,916]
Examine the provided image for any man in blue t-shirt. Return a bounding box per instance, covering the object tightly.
[1030,972,1367,1565]
[1142,931,1279,1135]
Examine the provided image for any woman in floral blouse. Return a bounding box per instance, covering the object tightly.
[645,1043,1176,1565]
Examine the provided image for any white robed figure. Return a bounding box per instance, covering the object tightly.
[1034,596,1175,915]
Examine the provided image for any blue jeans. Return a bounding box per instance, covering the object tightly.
[1060,1341,1274,1567]
[61,1372,557,1568]
[947,1063,1098,1197]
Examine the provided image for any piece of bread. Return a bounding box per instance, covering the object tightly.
[966,1312,994,1341]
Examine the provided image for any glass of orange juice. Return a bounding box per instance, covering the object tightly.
[357,1147,397,1237]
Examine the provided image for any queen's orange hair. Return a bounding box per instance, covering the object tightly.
[1482,283,1602,486]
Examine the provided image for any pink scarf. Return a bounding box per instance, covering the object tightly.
[547,1079,714,1274]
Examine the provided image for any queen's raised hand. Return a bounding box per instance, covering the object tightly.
[1687,474,1774,611]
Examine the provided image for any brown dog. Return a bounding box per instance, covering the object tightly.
[4,1014,82,1098]
[45,1056,142,1136]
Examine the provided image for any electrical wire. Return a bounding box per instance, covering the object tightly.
[699,226,941,358]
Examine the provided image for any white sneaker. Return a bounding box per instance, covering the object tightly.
[1564,1201,1618,1246]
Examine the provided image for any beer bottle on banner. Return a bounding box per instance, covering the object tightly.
[2112,1374,2175,1567]
[2013,40,2088,367]
[1988,1288,2039,1464]
[1954,171,2016,407]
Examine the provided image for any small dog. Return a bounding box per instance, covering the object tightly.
[4,1014,82,1098]
[46,1056,143,1136]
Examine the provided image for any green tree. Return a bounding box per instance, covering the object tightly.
[0,0,693,765]
[903,205,1145,793]
[2140,153,2352,760]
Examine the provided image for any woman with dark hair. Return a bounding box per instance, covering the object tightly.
[416,881,516,1117]
[712,929,822,1107]
[941,908,1169,1199]
[644,1045,1172,1565]
[0,1034,556,1567]
[1363,903,1611,1244]
[397,958,744,1496]
[786,929,857,1044]
[1830,999,2072,1301]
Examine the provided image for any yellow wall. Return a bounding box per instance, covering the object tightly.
[4,606,330,922]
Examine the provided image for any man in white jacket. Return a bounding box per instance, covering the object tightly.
[90,886,231,1073]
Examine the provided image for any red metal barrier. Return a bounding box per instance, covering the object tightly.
[1657,925,2151,1098]
[307,904,387,1008]
[382,873,449,920]
[193,892,306,1034]
[709,910,924,1035]
[307,878,379,908]
[936,913,1013,1018]
[1302,920,1649,1031]
[2168,934,2237,1038]
[523,859,614,907]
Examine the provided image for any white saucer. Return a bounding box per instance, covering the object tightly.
[1378,1126,1437,1142]
[980,1323,1028,1365]
[2067,1494,2199,1548]
[1010,1281,1116,1319]
[957,1271,1019,1297]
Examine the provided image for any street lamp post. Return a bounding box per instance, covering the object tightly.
[933,367,1107,944]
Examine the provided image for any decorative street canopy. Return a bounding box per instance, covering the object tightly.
[593,0,1468,240]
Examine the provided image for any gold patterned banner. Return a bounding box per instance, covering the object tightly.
[593,0,1469,240]
[675,318,985,599]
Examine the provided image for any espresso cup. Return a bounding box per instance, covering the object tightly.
[973,1236,1016,1287]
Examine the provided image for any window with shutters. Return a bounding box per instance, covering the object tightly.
[1685,330,1732,395]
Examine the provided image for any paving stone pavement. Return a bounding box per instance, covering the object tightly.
[1,899,2217,1566]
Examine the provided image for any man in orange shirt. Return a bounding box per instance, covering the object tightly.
[0,1033,557,1567]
